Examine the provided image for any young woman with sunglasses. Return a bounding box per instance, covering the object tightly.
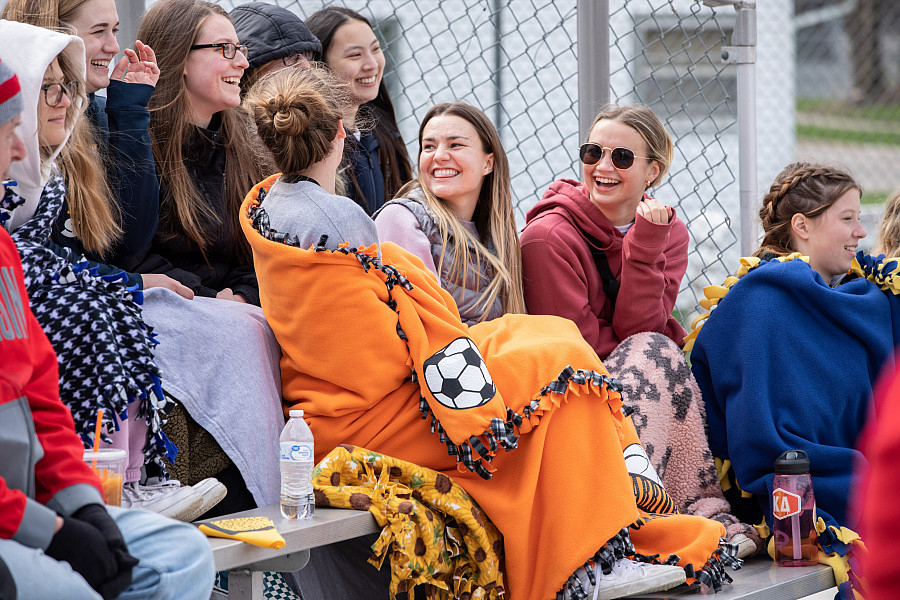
[520,104,687,359]
[306,7,412,215]
[517,106,752,543]
[374,102,526,324]
[231,2,322,99]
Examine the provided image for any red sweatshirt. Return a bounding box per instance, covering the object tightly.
[520,179,688,359]
[0,226,103,549]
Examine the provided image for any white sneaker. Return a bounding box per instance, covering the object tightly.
[592,558,687,600]
[121,480,204,522]
[190,477,228,520]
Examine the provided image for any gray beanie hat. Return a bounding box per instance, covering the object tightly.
[0,58,23,127]
[231,3,322,72]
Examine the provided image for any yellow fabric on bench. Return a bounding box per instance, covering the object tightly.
[199,516,286,549]
[314,445,504,600]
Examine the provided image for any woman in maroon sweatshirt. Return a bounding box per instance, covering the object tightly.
[520,104,687,359]
[518,107,749,539]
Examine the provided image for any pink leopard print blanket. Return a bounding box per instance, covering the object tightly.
[605,332,763,555]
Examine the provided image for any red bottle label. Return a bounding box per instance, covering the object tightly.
[772,488,802,520]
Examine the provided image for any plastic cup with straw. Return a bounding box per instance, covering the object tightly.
[91,408,104,468]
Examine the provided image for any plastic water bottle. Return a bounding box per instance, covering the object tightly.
[280,409,315,519]
[772,449,817,566]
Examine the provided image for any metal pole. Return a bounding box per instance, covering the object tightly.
[116,0,144,50]
[577,0,610,140]
[492,0,503,129]
[731,4,757,256]
[704,0,758,256]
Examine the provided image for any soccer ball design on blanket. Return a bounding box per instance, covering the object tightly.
[423,337,496,409]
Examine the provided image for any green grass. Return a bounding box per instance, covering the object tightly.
[796,124,900,147]
[862,190,891,205]
[797,98,900,121]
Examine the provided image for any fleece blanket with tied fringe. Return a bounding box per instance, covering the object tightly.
[242,175,739,600]
[689,252,900,600]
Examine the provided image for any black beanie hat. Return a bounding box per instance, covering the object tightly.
[231,2,322,71]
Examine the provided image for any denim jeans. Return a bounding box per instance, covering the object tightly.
[0,506,214,600]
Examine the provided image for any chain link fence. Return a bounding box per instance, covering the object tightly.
[206,0,741,325]
[125,1,900,325]
[793,0,900,230]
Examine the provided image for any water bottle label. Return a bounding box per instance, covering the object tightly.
[280,442,313,462]
[772,487,801,520]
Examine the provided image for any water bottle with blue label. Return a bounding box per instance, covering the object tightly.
[280,409,315,519]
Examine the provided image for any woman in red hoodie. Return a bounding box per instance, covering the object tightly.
[520,104,687,359]
[519,106,752,544]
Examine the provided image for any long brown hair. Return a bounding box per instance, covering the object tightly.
[306,6,412,208]
[2,0,121,256]
[398,102,525,319]
[755,162,862,258]
[137,0,269,262]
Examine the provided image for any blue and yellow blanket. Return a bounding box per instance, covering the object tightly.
[690,254,900,597]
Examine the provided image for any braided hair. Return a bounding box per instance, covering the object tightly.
[754,162,861,259]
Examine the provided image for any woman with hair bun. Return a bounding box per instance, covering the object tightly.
[689,163,893,596]
[244,67,377,250]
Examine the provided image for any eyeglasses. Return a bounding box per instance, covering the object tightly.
[282,51,315,67]
[189,42,249,60]
[41,80,79,108]
[579,142,650,170]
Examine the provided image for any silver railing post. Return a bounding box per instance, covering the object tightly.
[703,0,757,256]
[577,0,610,141]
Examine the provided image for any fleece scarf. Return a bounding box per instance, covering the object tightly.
[242,176,734,600]
[690,253,900,598]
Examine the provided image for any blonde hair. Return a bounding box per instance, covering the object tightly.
[873,188,900,257]
[401,102,525,320]
[245,67,353,177]
[137,0,270,262]
[588,104,673,188]
[3,0,122,256]
[755,162,861,258]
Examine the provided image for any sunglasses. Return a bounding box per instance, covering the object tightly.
[579,142,650,170]
[189,42,249,60]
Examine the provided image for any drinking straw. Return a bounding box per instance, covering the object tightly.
[791,513,801,560]
[91,409,104,468]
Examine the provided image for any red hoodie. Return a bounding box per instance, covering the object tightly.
[0,226,103,548]
[520,178,688,359]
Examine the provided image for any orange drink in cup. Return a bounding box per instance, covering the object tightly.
[83,448,126,506]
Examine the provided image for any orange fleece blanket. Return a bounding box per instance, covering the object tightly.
[241,176,732,600]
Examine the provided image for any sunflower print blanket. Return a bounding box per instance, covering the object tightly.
[314,444,504,600]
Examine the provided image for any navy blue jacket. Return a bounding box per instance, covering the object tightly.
[50,79,159,288]
[120,115,260,306]
[344,130,385,216]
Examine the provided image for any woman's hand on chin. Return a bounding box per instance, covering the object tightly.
[142,273,194,299]
[636,197,673,225]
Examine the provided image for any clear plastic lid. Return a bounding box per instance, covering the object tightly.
[289,409,304,418]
